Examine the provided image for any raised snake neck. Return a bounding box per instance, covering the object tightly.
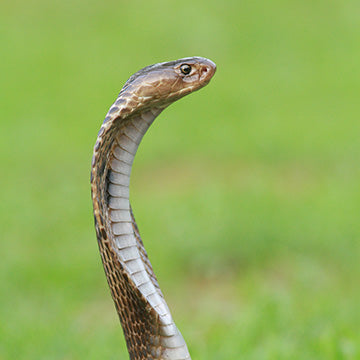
[91,57,216,360]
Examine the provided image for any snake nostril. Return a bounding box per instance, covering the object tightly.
[200,66,209,78]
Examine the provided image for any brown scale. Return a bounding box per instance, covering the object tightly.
[92,120,162,359]
[91,57,216,360]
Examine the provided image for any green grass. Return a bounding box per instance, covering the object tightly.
[1,0,360,358]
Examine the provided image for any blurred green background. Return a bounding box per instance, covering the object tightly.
[1,0,360,359]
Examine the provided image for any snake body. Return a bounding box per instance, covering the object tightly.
[91,57,216,360]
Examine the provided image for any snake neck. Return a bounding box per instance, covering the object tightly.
[91,103,191,360]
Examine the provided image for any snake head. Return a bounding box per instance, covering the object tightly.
[121,56,216,112]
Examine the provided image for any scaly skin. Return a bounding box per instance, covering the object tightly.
[91,57,216,360]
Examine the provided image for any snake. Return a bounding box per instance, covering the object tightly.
[91,57,216,360]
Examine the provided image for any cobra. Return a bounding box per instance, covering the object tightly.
[91,57,216,360]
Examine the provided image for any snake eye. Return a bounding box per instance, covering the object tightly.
[180,64,192,75]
